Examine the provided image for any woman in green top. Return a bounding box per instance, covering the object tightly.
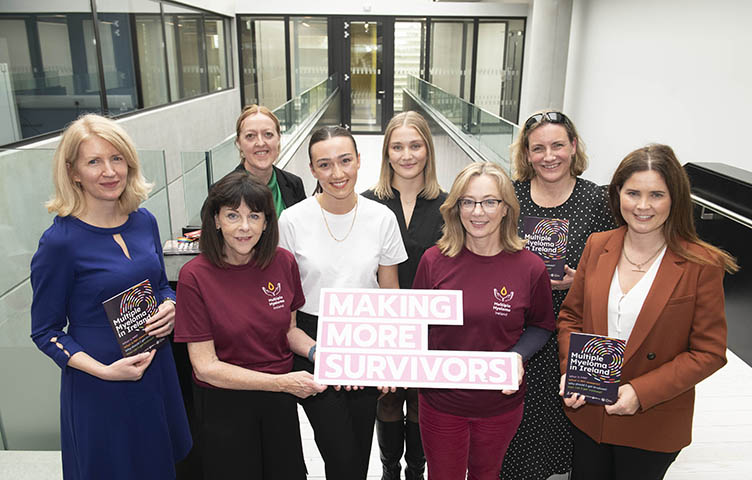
[233,105,307,216]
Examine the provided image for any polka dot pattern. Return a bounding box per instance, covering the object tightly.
[501,178,616,480]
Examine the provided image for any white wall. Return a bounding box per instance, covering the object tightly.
[563,0,752,185]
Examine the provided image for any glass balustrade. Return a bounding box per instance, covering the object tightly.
[407,74,519,171]
[0,146,170,450]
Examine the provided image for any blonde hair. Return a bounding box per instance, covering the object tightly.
[372,111,442,200]
[510,109,588,181]
[437,162,525,257]
[46,114,152,217]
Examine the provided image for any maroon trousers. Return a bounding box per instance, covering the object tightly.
[419,395,523,480]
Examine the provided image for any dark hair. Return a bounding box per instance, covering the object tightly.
[199,171,279,269]
[608,144,738,273]
[307,125,359,193]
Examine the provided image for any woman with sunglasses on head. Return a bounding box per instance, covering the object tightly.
[173,171,326,479]
[501,110,615,480]
[557,145,736,479]
[232,104,306,216]
[413,162,555,479]
[278,126,408,480]
[363,111,447,480]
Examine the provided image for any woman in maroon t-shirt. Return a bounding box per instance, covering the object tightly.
[174,171,326,479]
[412,162,555,479]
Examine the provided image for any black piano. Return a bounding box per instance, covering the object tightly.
[684,162,752,366]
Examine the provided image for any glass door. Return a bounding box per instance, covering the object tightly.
[338,17,393,133]
[349,20,382,132]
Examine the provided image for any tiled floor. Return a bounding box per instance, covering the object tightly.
[5,350,749,479]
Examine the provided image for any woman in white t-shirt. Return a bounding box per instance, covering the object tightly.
[279,126,407,480]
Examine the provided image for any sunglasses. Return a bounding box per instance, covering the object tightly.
[524,111,571,131]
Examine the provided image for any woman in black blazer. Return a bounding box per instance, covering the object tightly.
[233,104,306,215]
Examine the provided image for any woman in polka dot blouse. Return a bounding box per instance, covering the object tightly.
[501,110,616,480]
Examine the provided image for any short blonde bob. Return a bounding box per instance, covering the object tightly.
[510,109,588,181]
[46,114,152,217]
[372,111,442,200]
[437,162,525,257]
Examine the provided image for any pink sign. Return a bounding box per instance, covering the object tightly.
[314,288,519,390]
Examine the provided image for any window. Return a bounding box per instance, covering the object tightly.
[239,17,287,109]
[394,20,425,112]
[289,17,328,96]
[0,0,232,146]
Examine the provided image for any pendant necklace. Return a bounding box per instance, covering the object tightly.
[622,242,665,273]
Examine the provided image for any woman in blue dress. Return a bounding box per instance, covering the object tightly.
[30,114,192,479]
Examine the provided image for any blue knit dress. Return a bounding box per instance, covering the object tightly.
[30,208,191,480]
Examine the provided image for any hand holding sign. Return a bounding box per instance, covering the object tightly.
[314,288,519,391]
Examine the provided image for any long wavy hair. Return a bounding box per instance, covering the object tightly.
[608,144,738,273]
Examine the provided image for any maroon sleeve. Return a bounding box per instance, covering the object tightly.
[286,249,305,312]
[525,256,555,332]
[174,261,214,343]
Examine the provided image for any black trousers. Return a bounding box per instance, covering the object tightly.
[571,425,680,480]
[192,384,306,480]
[295,311,380,480]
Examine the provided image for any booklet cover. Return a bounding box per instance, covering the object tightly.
[521,216,569,280]
[102,279,165,357]
[564,332,626,405]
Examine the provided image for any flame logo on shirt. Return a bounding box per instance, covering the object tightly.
[493,286,514,303]
[262,282,281,297]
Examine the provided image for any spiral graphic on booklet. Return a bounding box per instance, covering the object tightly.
[581,336,625,383]
[119,280,157,316]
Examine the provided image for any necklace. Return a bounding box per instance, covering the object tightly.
[319,195,358,242]
[622,242,665,273]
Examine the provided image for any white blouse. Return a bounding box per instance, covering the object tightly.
[607,247,667,342]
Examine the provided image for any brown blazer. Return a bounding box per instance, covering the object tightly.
[557,226,727,452]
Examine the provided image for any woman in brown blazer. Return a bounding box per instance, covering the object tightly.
[557,144,738,480]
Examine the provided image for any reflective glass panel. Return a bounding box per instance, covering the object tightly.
[393,20,424,113]
[350,20,383,132]
[205,16,228,92]
[289,17,328,96]
[0,3,102,143]
[164,4,205,100]
[430,20,474,100]
[475,21,506,117]
[501,19,525,123]
[239,17,287,109]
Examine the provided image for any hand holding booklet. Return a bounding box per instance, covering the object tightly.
[102,279,166,357]
[564,332,626,405]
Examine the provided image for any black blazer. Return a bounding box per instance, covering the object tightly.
[233,164,306,208]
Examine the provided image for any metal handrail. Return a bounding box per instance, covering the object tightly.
[691,194,752,229]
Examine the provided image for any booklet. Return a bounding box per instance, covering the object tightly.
[521,216,569,279]
[564,332,626,405]
[102,279,165,357]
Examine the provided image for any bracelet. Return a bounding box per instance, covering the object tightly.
[163,298,176,307]
[308,344,317,363]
